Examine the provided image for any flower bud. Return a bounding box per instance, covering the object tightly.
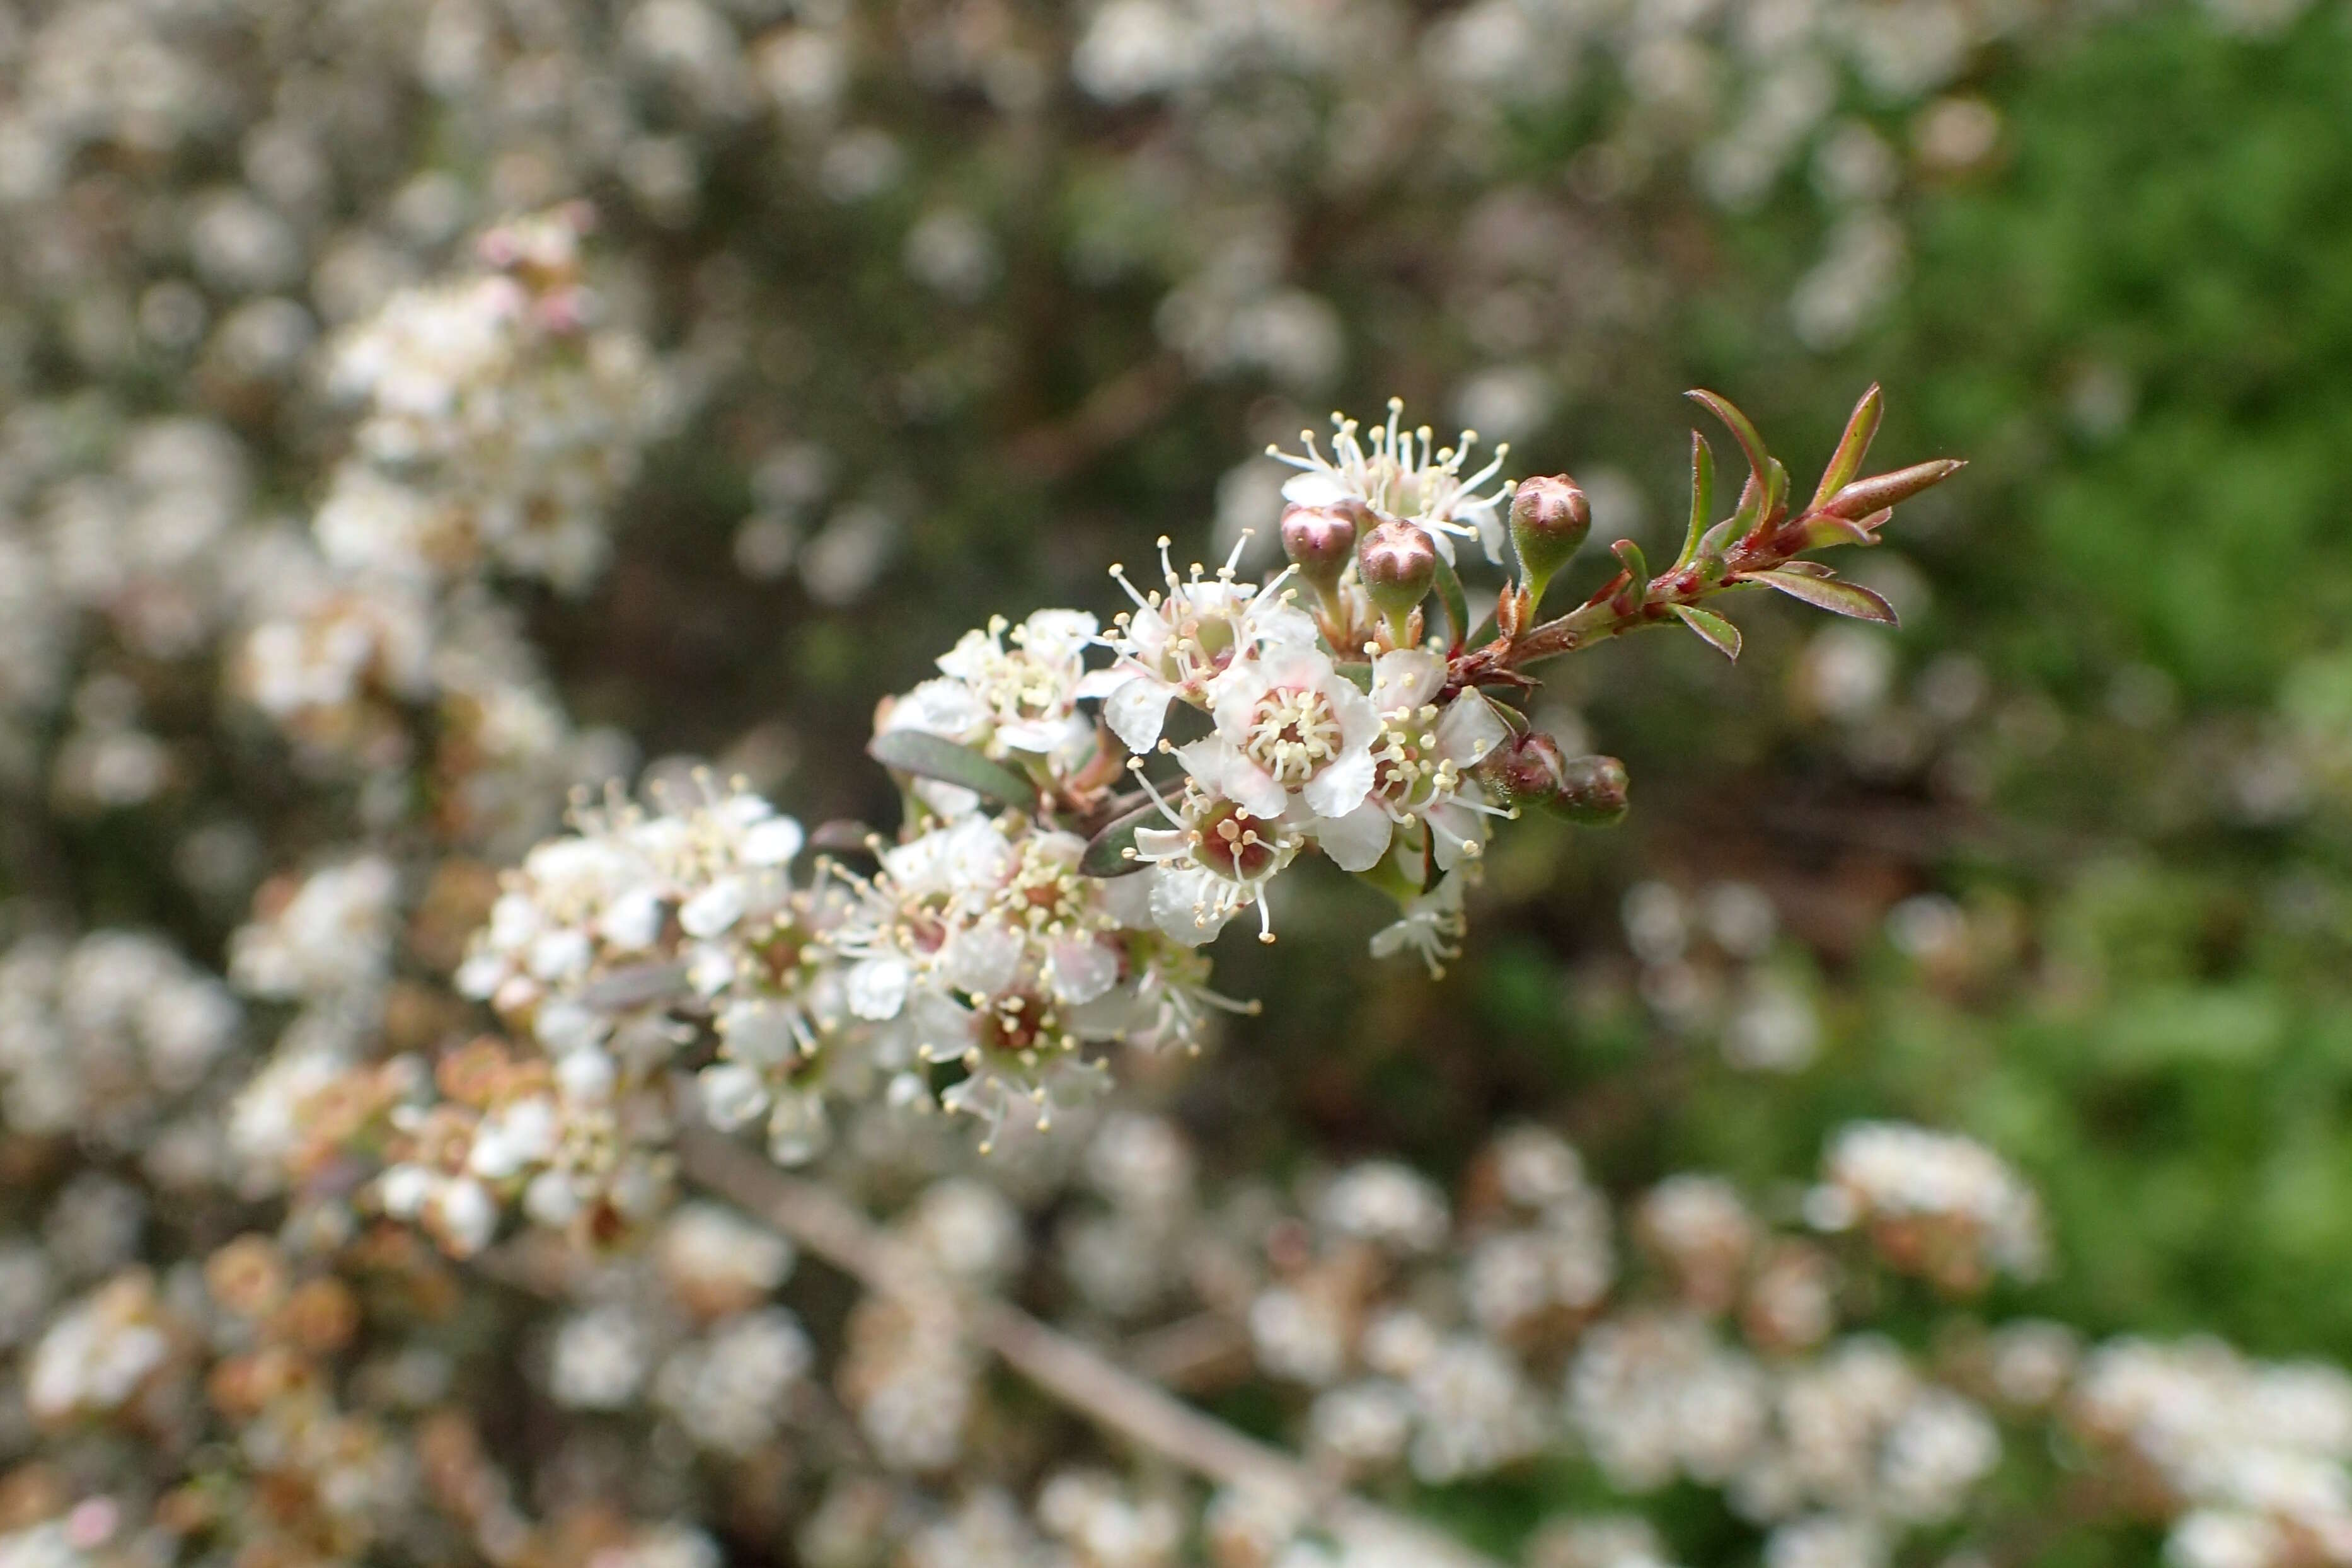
[1549,753,1629,826]
[1509,475,1590,603]
[1279,504,1359,592]
[1476,730,1569,809]
[1358,519,1437,631]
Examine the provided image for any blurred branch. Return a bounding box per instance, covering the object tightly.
[1006,352,1191,482]
[679,1126,1496,1567]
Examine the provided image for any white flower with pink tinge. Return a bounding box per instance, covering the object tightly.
[1313,649,1513,875]
[1177,642,1381,829]
[1269,397,1511,566]
[1079,536,1317,755]
[1132,784,1304,946]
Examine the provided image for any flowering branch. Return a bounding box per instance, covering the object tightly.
[1454,385,1963,682]
[318,386,1963,1262]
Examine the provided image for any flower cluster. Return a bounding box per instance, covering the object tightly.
[233,389,1966,1271]
[232,206,664,847]
[1811,1120,2049,1291]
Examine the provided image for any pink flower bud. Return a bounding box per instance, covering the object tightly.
[1358,519,1437,621]
[1476,730,1570,809]
[1279,503,1359,590]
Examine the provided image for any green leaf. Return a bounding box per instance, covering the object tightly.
[1728,471,1762,539]
[1080,800,1162,877]
[1686,389,1770,487]
[1763,457,1789,519]
[1431,550,1472,652]
[867,730,1039,809]
[1741,570,1899,626]
[1677,432,1715,570]
[1809,383,1883,510]
[580,961,690,1011]
[1671,604,1742,660]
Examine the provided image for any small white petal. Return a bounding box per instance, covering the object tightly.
[1048,939,1120,1006]
[846,957,911,1020]
[1303,747,1375,818]
[678,878,746,939]
[1315,800,1393,873]
[741,817,805,867]
[1104,675,1173,753]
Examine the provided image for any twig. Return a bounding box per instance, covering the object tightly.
[1005,352,1190,482]
[1124,1310,1254,1392]
[678,1127,1497,1567]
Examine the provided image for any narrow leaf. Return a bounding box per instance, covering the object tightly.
[1671,604,1741,660]
[1825,459,1966,519]
[1804,512,1884,549]
[1729,471,1762,539]
[1610,539,1649,609]
[1431,550,1472,653]
[1686,389,1770,487]
[1742,570,1899,626]
[867,730,1039,809]
[1763,457,1789,519]
[580,962,690,1012]
[1677,432,1715,569]
[1080,799,1162,878]
[1809,383,1883,510]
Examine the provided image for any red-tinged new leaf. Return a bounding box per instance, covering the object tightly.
[1825,459,1966,519]
[1677,432,1715,569]
[1809,384,1883,510]
[1671,604,1742,660]
[1686,389,1770,487]
[1742,569,1899,625]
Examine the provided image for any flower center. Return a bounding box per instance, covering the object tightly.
[977,991,1064,1060]
[1244,686,1344,785]
[1191,799,1286,882]
[984,650,1068,724]
[1371,706,1455,811]
[1000,841,1095,936]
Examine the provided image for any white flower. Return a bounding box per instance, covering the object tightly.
[1269,398,1512,564]
[1370,874,1472,977]
[931,609,1099,759]
[1347,650,1514,873]
[1177,642,1380,828]
[1133,786,1304,946]
[1081,536,1318,754]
